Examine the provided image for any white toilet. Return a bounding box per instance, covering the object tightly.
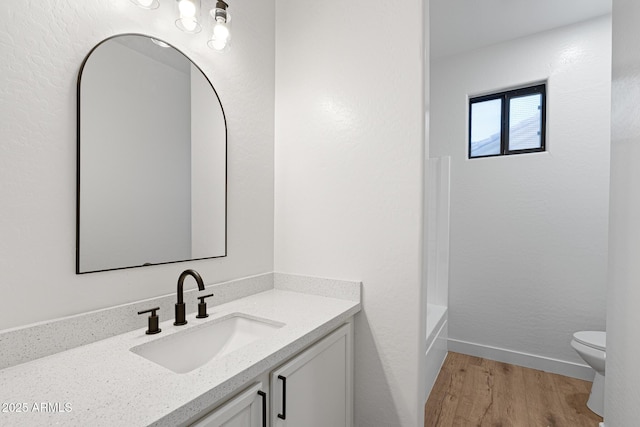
[571,331,606,417]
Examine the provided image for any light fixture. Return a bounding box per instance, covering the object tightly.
[175,0,202,34]
[130,0,232,53]
[130,0,160,9]
[208,0,231,52]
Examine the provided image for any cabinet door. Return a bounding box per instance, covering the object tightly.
[271,323,353,427]
[191,382,267,427]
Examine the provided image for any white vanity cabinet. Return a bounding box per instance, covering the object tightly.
[189,322,353,427]
[191,382,268,427]
[270,323,353,427]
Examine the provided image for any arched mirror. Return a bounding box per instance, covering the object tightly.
[77,34,226,274]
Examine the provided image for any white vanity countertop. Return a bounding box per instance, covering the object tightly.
[0,289,360,427]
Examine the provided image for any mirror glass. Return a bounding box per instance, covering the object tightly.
[77,34,226,273]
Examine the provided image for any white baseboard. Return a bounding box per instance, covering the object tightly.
[448,338,595,381]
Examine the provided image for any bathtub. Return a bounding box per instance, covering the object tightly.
[425,304,447,397]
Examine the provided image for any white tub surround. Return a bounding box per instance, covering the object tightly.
[424,305,448,395]
[424,156,450,398]
[0,274,360,427]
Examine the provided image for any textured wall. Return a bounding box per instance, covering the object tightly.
[0,0,275,329]
[606,1,640,423]
[431,16,611,367]
[274,0,427,425]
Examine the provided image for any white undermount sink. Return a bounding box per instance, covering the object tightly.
[131,313,285,374]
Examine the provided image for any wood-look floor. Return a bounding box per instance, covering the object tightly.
[425,352,603,427]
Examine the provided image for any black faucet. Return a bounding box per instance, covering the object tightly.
[174,269,205,326]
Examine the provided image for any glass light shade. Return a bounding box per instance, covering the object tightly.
[208,5,231,52]
[130,0,160,9]
[175,0,202,34]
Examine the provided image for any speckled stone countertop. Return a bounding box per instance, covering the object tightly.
[0,288,360,427]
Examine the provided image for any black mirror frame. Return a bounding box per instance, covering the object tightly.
[75,34,228,274]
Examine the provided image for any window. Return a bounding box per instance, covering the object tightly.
[469,84,546,159]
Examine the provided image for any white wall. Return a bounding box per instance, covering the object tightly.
[0,0,274,330]
[606,1,640,424]
[431,16,611,370]
[274,0,427,425]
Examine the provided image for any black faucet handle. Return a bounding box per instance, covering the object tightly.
[198,293,215,304]
[138,307,161,335]
[138,307,160,316]
[196,293,215,319]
